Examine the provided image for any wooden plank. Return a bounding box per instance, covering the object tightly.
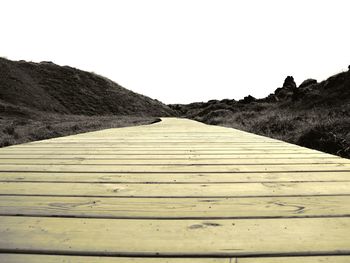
[1,254,349,263]
[10,149,319,153]
[1,216,350,256]
[0,153,335,158]
[0,254,232,263]
[25,143,285,146]
[0,150,327,155]
[1,182,350,197]
[11,143,296,146]
[1,117,349,260]
[12,141,289,144]
[24,141,286,143]
[2,136,286,141]
[0,150,321,155]
[31,134,276,136]
[1,195,350,219]
[0,154,339,159]
[1,171,350,183]
[0,158,348,165]
[0,164,349,173]
[10,147,305,151]
[239,256,350,262]
[11,141,291,144]
[17,139,281,141]
[6,147,310,151]
[36,139,283,142]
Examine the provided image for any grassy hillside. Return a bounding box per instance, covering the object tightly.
[0,58,175,147]
[170,70,350,158]
[0,57,174,116]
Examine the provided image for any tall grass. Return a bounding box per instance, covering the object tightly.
[195,107,350,158]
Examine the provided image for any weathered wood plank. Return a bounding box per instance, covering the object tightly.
[1,117,349,260]
[1,182,350,197]
[31,140,286,143]
[239,256,350,263]
[4,147,313,152]
[1,171,349,183]
[0,151,321,156]
[1,195,349,219]
[11,140,290,144]
[2,254,349,263]
[0,164,349,173]
[0,254,232,263]
[1,216,350,256]
[0,153,334,158]
[0,154,338,159]
[22,141,286,144]
[0,158,347,165]
[10,144,299,147]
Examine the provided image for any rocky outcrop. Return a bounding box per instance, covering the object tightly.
[240,95,256,104]
[282,76,297,89]
[273,76,298,101]
[299,79,317,89]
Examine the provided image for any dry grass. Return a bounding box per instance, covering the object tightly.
[195,106,350,158]
[171,68,350,159]
[0,113,159,147]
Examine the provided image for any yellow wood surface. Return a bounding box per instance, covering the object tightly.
[0,117,349,261]
[1,181,350,197]
[239,256,350,263]
[1,195,350,219]
[1,216,350,256]
[0,153,338,158]
[0,254,232,263]
[1,157,348,164]
[1,171,349,183]
[1,255,350,263]
[0,163,349,173]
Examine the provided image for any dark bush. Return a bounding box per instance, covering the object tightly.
[3,126,15,135]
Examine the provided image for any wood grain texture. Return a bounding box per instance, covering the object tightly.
[239,256,350,263]
[0,154,336,159]
[1,195,350,219]
[1,216,350,256]
[1,181,350,197]
[2,254,349,263]
[0,163,349,173]
[0,117,349,260]
[1,171,349,183]
[0,254,231,263]
[0,157,348,165]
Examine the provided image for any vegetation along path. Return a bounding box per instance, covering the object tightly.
[0,118,350,263]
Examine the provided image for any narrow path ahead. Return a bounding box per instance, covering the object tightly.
[0,118,350,262]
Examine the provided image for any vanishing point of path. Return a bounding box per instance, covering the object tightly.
[0,118,350,262]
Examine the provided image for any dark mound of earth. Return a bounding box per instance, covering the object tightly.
[0,57,174,116]
[0,57,176,147]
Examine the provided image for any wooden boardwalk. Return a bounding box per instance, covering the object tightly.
[0,117,350,262]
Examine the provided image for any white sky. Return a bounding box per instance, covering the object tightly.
[1,0,349,104]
